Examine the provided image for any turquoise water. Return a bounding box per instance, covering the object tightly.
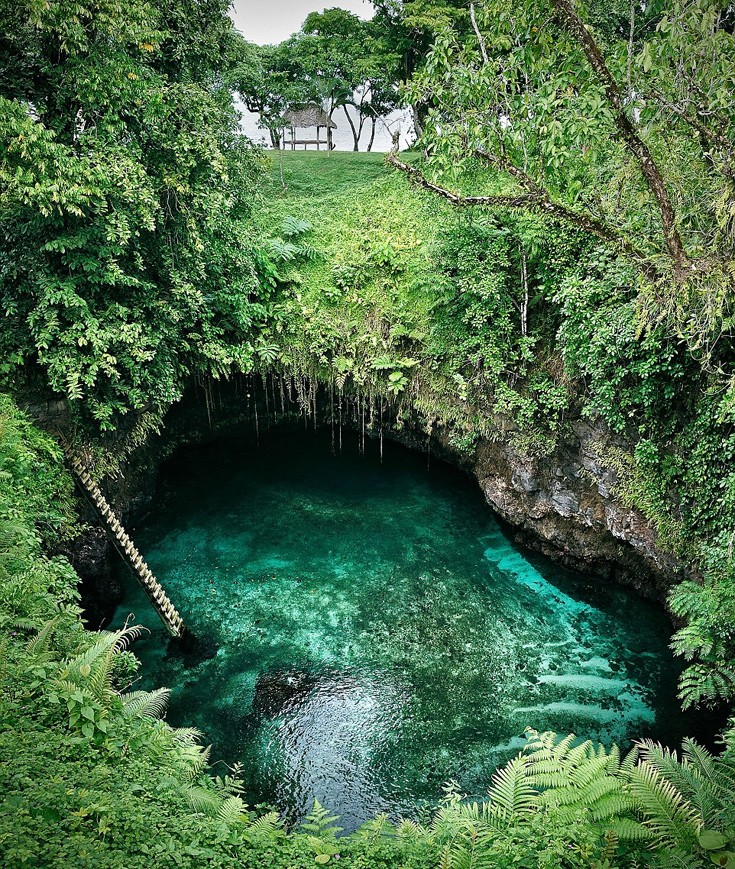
[112,430,700,830]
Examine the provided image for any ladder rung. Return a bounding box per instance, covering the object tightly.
[64,441,186,638]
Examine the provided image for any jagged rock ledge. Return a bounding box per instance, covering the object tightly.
[396,417,683,604]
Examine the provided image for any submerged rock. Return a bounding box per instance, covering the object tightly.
[253,669,316,716]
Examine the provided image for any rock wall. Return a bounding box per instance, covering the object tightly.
[468,421,683,602]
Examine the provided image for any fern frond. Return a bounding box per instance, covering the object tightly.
[281,215,313,237]
[680,739,716,780]
[300,799,343,837]
[620,744,641,775]
[551,733,577,757]
[395,819,427,845]
[216,796,246,825]
[627,762,701,848]
[122,688,170,719]
[188,785,222,816]
[171,726,204,745]
[245,812,284,841]
[678,662,735,709]
[569,754,616,789]
[25,615,61,657]
[266,238,299,263]
[353,814,394,843]
[608,818,657,842]
[486,754,538,823]
[650,846,701,869]
[589,792,639,821]
[61,625,145,703]
[187,744,210,779]
[606,743,621,773]
[541,774,621,809]
[61,632,118,676]
[565,740,595,768]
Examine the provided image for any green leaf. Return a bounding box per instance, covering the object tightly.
[701,831,729,851]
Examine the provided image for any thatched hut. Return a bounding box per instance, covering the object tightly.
[281,105,337,151]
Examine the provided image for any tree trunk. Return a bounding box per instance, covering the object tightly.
[327,109,334,151]
[551,0,689,271]
[520,245,529,337]
[343,104,359,151]
[357,111,367,143]
[367,116,377,152]
[411,103,425,140]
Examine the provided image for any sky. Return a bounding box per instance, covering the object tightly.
[230,0,374,45]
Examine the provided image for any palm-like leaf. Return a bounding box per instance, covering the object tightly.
[627,762,701,848]
[485,754,537,823]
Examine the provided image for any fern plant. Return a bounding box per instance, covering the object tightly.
[262,215,321,274]
[43,625,145,739]
[281,215,313,237]
[629,738,735,866]
[300,799,344,864]
[669,572,735,709]
[524,730,647,843]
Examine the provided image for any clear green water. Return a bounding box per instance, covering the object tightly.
[112,430,701,830]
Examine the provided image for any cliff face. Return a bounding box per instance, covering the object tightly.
[60,525,120,630]
[468,419,682,602]
[41,380,684,622]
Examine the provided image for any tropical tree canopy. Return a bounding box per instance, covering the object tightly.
[0,0,266,430]
[390,0,735,367]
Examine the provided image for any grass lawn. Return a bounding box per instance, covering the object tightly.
[261,150,393,202]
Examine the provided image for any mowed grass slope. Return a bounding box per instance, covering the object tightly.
[262,150,391,201]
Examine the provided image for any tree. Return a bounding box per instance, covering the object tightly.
[235,9,402,152]
[388,0,735,367]
[370,0,471,136]
[297,8,369,150]
[0,0,266,431]
[229,39,300,148]
[353,16,402,151]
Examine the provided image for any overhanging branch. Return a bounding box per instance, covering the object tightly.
[387,149,655,277]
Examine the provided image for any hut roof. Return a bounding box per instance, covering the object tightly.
[282,105,337,129]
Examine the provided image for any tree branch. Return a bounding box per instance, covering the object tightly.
[469,2,489,65]
[388,148,655,276]
[474,149,542,193]
[550,0,689,271]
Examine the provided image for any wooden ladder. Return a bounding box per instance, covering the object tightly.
[60,439,185,638]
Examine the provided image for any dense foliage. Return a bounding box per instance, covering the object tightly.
[234,9,401,151]
[0,0,267,432]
